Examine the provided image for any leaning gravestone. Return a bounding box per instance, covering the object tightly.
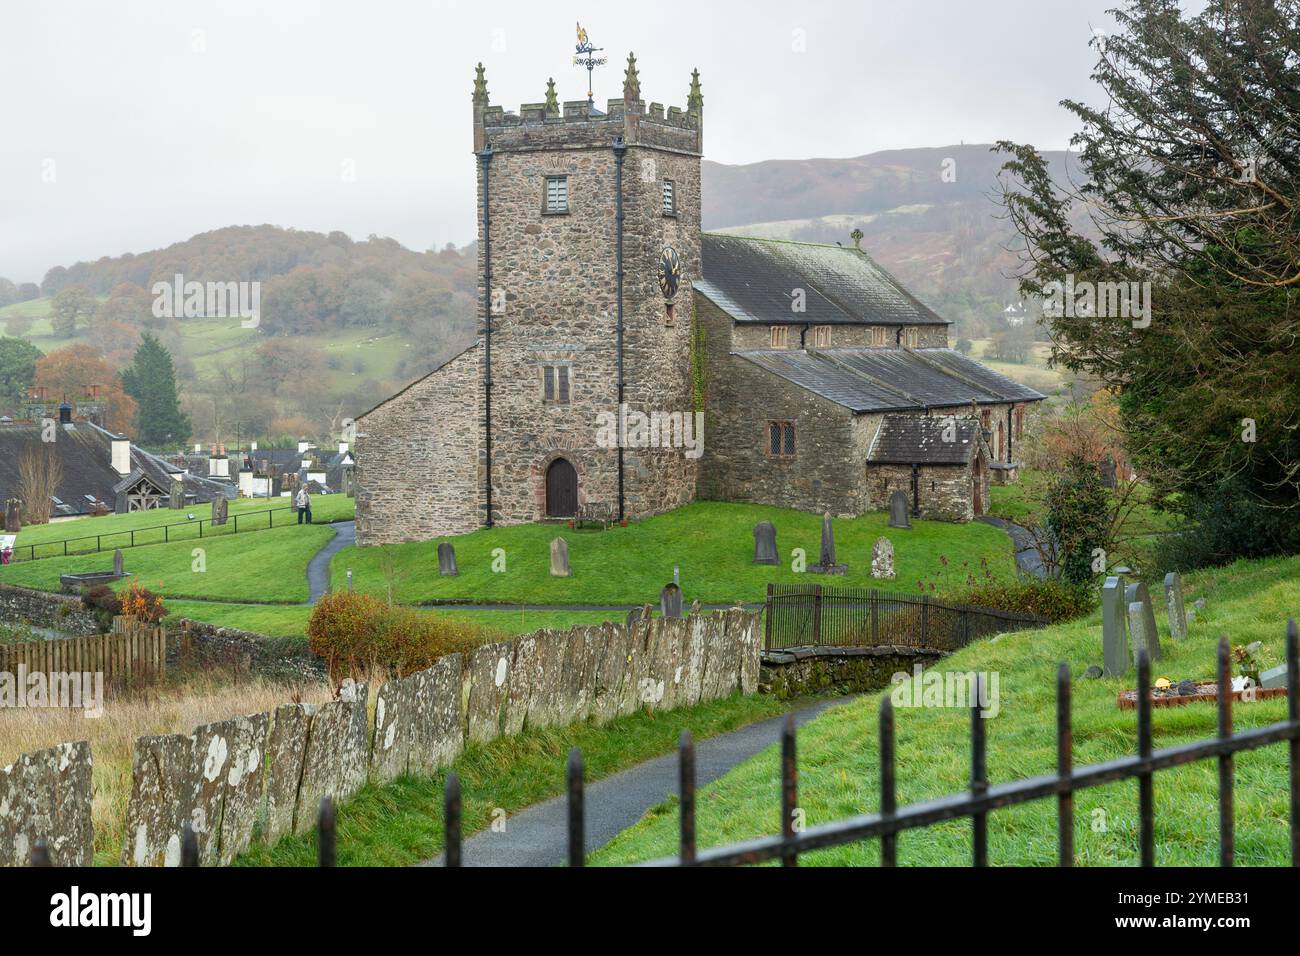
[752,521,779,565]
[1260,663,1289,691]
[169,480,184,509]
[809,511,847,574]
[660,583,683,619]
[211,495,229,526]
[550,537,570,577]
[888,490,911,529]
[871,536,895,579]
[437,542,458,576]
[1125,581,1161,661]
[4,498,20,533]
[1128,601,1159,666]
[1163,572,1187,640]
[1101,575,1128,677]
[113,548,124,577]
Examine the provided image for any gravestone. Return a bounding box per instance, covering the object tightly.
[809,511,847,574]
[625,607,642,629]
[752,521,779,565]
[660,583,683,619]
[888,490,911,529]
[4,498,20,533]
[550,537,570,577]
[1099,455,1117,489]
[211,495,229,526]
[113,549,124,577]
[1125,581,1161,661]
[1163,571,1187,640]
[1101,575,1128,677]
[169,480,184,510]
[1128,601,1159,665]
[437,542,458,576]
[870,536,895,579]
[115,491,129,515]
[1260,663,1289,691]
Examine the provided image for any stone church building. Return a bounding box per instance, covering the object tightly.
[353,56,1044,545]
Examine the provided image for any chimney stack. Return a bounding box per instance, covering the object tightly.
[111,436,131,476]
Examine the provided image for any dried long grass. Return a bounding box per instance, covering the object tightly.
[0,674,335,863]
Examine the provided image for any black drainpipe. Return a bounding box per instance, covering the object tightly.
[613,137,627,523]
[1007,406,1014,463]
[479,145,494,527]
[910,464,920,518]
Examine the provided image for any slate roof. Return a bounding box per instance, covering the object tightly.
[736,347,1045,413]
[0,420,226,518]
[867,415,982,465]
[696,234,948,326]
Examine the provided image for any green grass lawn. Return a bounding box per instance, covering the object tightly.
[0,524,334,602]
[11,494,353,557]
[234,690,795,866]
[331,501,1021,607]
[592,553,1300,866]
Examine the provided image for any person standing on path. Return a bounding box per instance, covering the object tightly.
[296,486,312,525]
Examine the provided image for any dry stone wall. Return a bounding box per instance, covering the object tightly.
[1,610,757,866]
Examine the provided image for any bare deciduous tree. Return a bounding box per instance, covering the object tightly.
[16,442,62,525]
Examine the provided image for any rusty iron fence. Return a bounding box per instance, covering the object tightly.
[26,624,1300,869]
[764,583,1048,652]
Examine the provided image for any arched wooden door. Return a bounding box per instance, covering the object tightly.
[545,458,578,517]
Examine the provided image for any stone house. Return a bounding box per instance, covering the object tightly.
[353,55,1044,545]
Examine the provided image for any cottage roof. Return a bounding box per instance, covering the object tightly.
[697,234,949,327]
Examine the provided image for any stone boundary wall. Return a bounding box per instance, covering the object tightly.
[113,608,759,866]
[0,583,100,636]
[168,620,326,682]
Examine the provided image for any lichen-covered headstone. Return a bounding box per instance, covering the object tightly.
[0,741,93,867]
[871,536,895,579]
[550,537,570,577]
[169,480,184,509]
[1125,581,1161,661]
[408,653,464,775]
[113,548,124,577]
[211,495,228,526]
[1163,572,1187,640]
[466,641,514,743]
[264,703,312,843]
[293,683,369,835]
[215,713,270,865]
[121,733,195,867]
[1101,575,1128,677]
[437,542,458,576]
[752,521,779,565]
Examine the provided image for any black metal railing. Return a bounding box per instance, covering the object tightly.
[29,622,1299,869]
[765,583,1048,652]
[5,505,303,564]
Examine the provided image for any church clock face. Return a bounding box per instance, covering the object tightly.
[657,245,681,300]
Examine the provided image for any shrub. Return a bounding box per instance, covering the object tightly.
[951,579,1095,624]
[307,591,484,678]
[80,582,168,631]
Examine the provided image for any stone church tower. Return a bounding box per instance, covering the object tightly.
[354,56,703,543]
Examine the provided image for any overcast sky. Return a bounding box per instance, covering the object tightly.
[0,0,1127,284]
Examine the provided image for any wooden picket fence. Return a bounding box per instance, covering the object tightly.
[0,616,166,686]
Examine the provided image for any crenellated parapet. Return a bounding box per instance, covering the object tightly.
[472,55,702,155]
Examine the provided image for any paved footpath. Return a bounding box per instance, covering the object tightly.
[306,520,355,602]
[422,694,854,867]
[976,515,1046,579]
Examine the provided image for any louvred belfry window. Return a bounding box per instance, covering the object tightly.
[545,176,568,213]
[541,364,571,404]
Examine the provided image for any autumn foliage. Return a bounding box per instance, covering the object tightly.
[307,591,483,679]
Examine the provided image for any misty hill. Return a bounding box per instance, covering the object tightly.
[702,144,1082,331]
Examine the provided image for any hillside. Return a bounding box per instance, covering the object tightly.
[0,145,1077,443]
[703,144,1085,333]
